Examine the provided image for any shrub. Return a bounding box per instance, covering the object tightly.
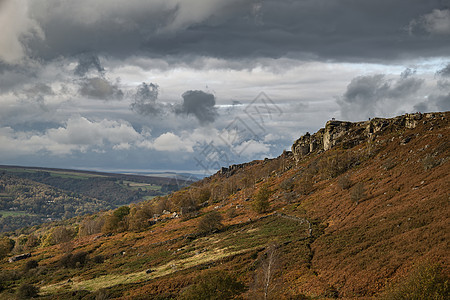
[382,158,396,171]
[180,270,245,300]
[296,173,314,195]
[422,154,440,171]
[319,152,354,179]
[60,251,88,268]
[253,184,271,214]
[338,174,352,190]
[93,255,104,264]
[350,182,365,204]
[280,178,294,191]
[24,260,39,271]
[382,263,449,300]
[197,211,223,234]
[16,283,39,299]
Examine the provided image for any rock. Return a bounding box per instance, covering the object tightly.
[9,253,31,263]
[291,112,445,163]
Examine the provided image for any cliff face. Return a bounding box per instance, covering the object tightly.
[291,112,446,162]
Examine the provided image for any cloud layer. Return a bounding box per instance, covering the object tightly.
[0,1,449,174]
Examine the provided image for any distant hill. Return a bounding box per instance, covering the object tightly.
[0,112,448,299]
[0,166,193,232]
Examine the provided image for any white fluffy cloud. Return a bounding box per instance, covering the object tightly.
[0,117,142,156]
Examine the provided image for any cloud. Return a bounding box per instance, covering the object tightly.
[148,132,193,152]
[0,0,43,64]
[79,77,124,100]
[0,117,143,157]
[436,63,450,77]
[409,9,450,35]
[338,71,424,120]
[414,93,450,112]
[175,90,217,124]
[130,82,167,115]
[16,0,449,63]
[74,54,105,77]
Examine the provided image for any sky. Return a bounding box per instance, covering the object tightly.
[0,0,449,176]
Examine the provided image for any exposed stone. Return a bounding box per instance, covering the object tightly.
[9,253,31,263]
[291,112,446,163]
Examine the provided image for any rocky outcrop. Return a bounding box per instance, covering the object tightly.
[9,253,31,263]
[291,112,446,162]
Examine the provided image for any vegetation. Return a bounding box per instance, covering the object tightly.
[0,112,448,299]
[180,270,246,300]
[16,283,39,299]
[253,184,271,213]
[383,263,449,300]
[0,167,191,232]
[350,182,365,204]
[197,211,223,234]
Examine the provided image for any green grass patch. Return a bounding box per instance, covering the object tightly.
[119,180,162,191]
[0,210,35,217]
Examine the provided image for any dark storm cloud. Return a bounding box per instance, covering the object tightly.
[130,82,165,116]
[74,55,105,77]
[338,71,424,119]
[79,77,123,100]
[175,90,217,124]
[22,0,450,63]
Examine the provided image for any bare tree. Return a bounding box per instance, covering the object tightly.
[252,244,280,300]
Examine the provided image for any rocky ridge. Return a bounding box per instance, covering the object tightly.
[291,112,446,162]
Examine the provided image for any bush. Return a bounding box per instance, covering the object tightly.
[60,251,88,268]
[296,173,314,195]
[338,174,352,190]
[180,270,245,300]
[16,283,39,299]
[24,260,39,271]
[422,154,440,171]
[253,184,271,214]
[350,182,365,204]
[280,178,294,191]
[93,255,104,264]
[197,211,223,234]
[382,263,449,300]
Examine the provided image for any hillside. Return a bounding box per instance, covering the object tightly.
[0,112,448,299]
[0,167,192,232]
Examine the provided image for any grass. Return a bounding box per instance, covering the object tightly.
[40,246,259,294]
[0,167,104,179]
[119,180,162,191]
[0,210,35,217]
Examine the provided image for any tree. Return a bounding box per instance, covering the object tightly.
[102,206,130,232]
[253,184,271,213]
[252,244,280,300]
[197,211,223,234]
[180,270,245,300]
[0,237,15,259]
